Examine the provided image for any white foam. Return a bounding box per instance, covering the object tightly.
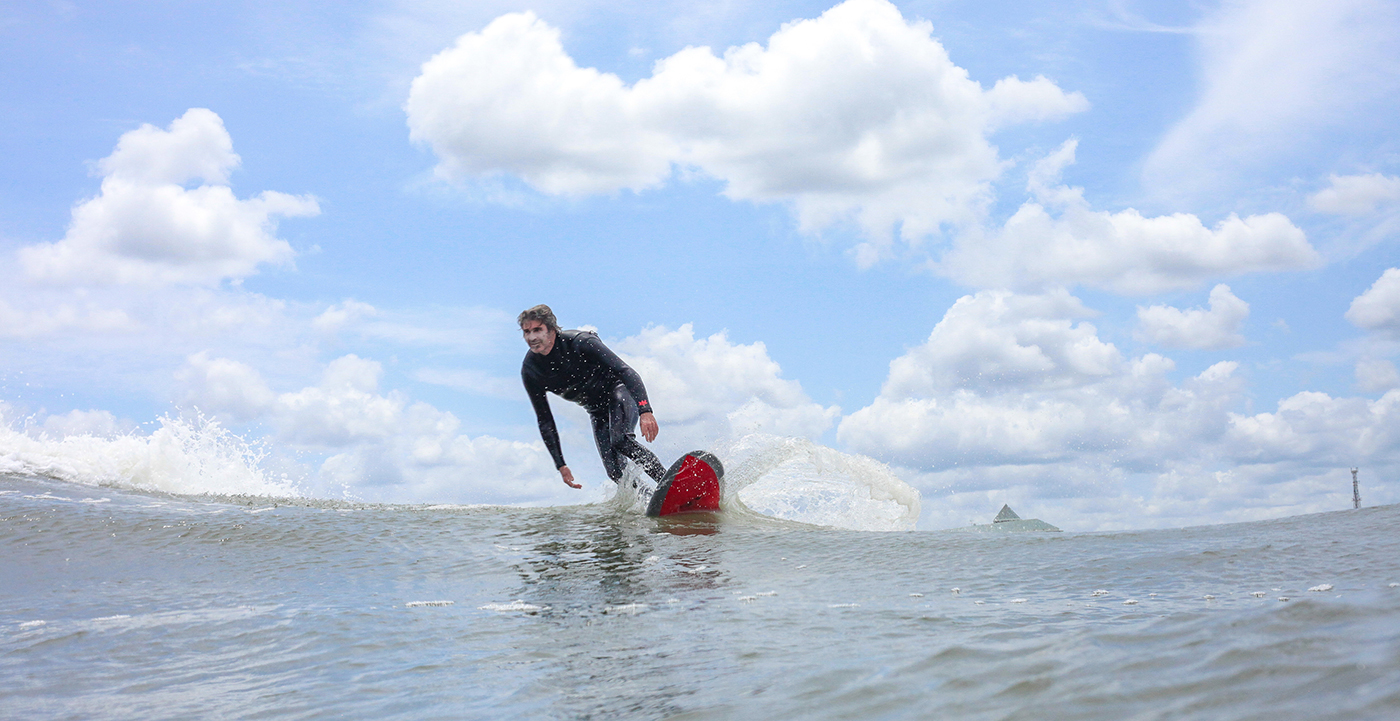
[721,434,920,532]
[405,600,454,608]
[604,603,648,614]
[1308,584,1333,592]
[479,600,546,612]
[1,412,298,498]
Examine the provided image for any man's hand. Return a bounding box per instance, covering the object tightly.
[559,465,581,489]
[639,412,659,442]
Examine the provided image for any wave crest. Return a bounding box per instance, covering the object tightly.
[722,434,920,531]
[0,412,298,497]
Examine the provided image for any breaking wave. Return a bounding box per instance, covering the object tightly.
[720,434,920,532]
[0,412,300,497]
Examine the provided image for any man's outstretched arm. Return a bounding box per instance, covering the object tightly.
[524,373,579,488]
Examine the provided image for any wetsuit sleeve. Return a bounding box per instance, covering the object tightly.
[578,334,654,415]
[523,370,567,469]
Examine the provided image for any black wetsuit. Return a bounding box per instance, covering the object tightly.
[521,329,667,482]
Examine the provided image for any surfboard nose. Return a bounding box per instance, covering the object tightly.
[646,451,723,517]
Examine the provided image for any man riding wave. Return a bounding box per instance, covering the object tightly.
[519,305,667,489]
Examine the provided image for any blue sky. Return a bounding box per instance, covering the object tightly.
[2,0,1399,529]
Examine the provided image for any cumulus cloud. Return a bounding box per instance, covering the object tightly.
[838,289,1221,469]
[1225,389,1400,465]
[18,108,319,286]
[613,324,838,448]
[406,0,1086,247]
[1346,267,1400,336]
[1135,284,1249,350]
[878,288,1116,397]
[942,141,1319,293]
[1309,173,1400,215]
[272,355,405,446]
[175,351,277,422]
[1142,0,1400,202]
[841,289,1400,529]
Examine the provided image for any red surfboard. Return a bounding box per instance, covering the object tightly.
[646,451,724,517]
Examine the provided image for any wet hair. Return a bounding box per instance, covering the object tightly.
[517,304,560,334]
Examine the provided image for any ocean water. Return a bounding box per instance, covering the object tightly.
[3,423,1399,719]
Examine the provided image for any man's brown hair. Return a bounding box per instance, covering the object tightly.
[518,304,560,334]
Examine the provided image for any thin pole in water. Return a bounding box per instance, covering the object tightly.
[1352,467,1361,509]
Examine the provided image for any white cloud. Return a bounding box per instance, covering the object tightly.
[273,355,404,446]
[312,299,380,333]
[1135,284,1249,349]
[942,141,1319,293]
[879,288,1117,397]
[314,400,561,505]
[1346,267,1400,336]
[1309,173,1400,215]
[1225,389,1400,465]
[613,324,838,448]
[176,351,277,422]
[38,409,133,438]
[841,289,1400,529]
[406,0,1086,246]
[18,108,319,286]
[838,289,1213,469]
[1142,0,1400,202]
[1356,358,1400,393]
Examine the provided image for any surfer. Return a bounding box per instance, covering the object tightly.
[519,305,668,489]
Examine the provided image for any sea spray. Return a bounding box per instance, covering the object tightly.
[0,411,298,497]
[594,435,919,530]
[719,434,920,531]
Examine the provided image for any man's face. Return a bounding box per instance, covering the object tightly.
[522,319,556,354]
